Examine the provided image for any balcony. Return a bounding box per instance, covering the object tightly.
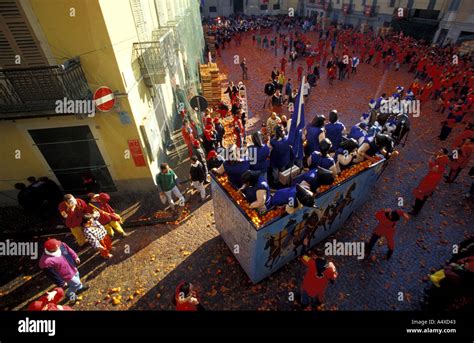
[0,57,92,120]
[133,42,167,88]
[133,26,180,88]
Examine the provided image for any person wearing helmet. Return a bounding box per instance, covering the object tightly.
[348,120,368,145]
[212,145,251,189]
[304,115,326,156]
[355,133,396,163]
[307,138,338,175]
[241,168,335,214]
[291,167,335,194]
[325,110,346,149]
[383,119,398,136]
[241,170,272,213]
[335,138,359,172]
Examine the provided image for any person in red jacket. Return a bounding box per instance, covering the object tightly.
[410,148,449,215]
[452,122,473,148]
[299,247,337,309]
[88,193,129,238]
[446,139,472,183]
[28,287,73,311]
[58,194,90,247]
[297,64,304,82]
[174,281,204,311]
[365,209,409,260]
[233,115,244,148]
[181,120,195,158]
[280,57,287,74]
[373,51,383,67]
[306,56,314,73]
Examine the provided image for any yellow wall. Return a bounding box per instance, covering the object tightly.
[0,0,205,203]
[0,0,158,200]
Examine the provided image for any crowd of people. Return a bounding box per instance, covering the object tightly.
[16,14,473,311]
[200,14,473,309]
[24,191,130,308]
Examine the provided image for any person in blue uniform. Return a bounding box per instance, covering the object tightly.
[348,121,367,145]
[395,85,405,98]
[241,171,272,212]
[307,139,338,175]
[404,89,415,101]
[248,131,270,180]
[241,168,335,213]
[269,125,292,183]
[304,115,326,156]
[335,138,359,172]
[325,110,346,149]
[212,145,250,189]
[375,93,388,110]
[355,133,396,163]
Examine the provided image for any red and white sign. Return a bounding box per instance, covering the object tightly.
[93,86,115,112]
[128,139,146,167]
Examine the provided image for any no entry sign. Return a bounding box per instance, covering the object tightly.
[94,86,115,112]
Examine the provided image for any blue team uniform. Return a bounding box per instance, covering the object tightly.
[249,145,270,173]
[306,126,324,152]
[224,159,251,188]
[244,177,272,209]
[349,124,366,143]
[309,151,335,170]
[270,137,291,169]
[325,121,345,148]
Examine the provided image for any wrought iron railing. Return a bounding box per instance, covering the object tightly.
[133,42,167,87]
[0,57,92,117]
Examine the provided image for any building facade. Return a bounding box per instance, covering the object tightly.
[433,0,474,46]
[0,0,205,205]
[201,0,300,17]
[302,0,473,42]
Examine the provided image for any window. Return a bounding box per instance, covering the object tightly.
[362,0,366,6]
[407,0,414,9]
[209,6,217,12]
[448,0,461,11]
[427,0,436,10]
[260,4,268,10]
[273,4,281,10]
[389,0,395,7]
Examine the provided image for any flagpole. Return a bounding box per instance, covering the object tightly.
[288,76,305,188]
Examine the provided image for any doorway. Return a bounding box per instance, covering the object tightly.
[234,0,244,13]
[28,125,116,193]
